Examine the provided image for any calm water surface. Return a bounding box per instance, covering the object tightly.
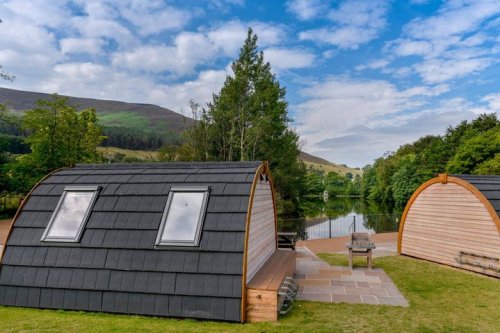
[280,198,401,241]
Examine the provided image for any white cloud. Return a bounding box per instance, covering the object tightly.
[299,0,388,49]
[286,0,326,21]
[482,93,500,111]
[112,20,287,76]
[60,38,105,55]
[208,20,287,56]
[119,1,195,35]
[414,57,494,83]
[264,48,315,71]
[295,76,453,165]
[386,0,500,83]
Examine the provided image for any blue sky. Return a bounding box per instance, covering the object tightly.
[0,0,499,167]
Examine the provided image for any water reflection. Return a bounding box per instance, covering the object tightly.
[279,198,401,240]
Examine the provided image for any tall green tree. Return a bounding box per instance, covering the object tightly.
[183,28,306,215]
[7,95,105,193]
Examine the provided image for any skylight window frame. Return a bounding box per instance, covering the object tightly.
[155,186,210,248]
[41,185,100,243]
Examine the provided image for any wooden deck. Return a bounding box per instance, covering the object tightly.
[246,249,296,322]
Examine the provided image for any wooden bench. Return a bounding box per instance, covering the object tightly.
[246,250,296,322]
[277,232,297,250]
[346,232,376,270]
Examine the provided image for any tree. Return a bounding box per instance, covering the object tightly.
[6,95,105,192]
[182,28,306,215]
[447,126,500,174]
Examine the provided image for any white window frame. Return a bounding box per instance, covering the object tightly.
[41,185,100,243]
[155,186,210,247]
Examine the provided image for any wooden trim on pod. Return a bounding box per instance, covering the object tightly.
[397,174,500,254]
[240,162,266,323]
[0,167,68,265]
[263,161,279,251]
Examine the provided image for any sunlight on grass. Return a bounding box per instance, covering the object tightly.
[0,256,499,332]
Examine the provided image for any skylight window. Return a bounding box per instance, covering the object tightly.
[156,186,210,247]
[41,186,100,243]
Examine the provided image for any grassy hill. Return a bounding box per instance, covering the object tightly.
[96,147,361,176]
[0,87,192,134]
[300,151,362,176]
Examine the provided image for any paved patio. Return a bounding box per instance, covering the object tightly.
[294,246,408,306]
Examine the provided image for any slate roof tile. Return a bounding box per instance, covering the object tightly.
[79,249,95,268]
[22,267,37,286]
[76,290,90,311]
[225,298,241,322]
[58,269,73,288]
[34,268,49,288]
[128,293,142,314]
[140,231,157,248]
[109,271,123,291]
[87,212,118,229]
[134,272,148,293]
[39,289,52,308]
[102,292,115,313]
[104,249,120,269]
[11,266,26,286]
[96,270,111,290]
[143,251,159,271]
[44,247,58,266]
[183,253,200,273]
[83,269,98,290]
[70,269,86,289]
[31,184,55,195]
[20,247,35,266]
[146,272,162,294]
[51,289,64,308]
[28,288,41,307]
[174,273,190,295]
[89,291,102,311]
[55,248,71,267]
[160,273,176,294]
[68,248,83,267]
[46,269,61,288]
[154,295,169,316]
[140,293,155,315]
[0,265,14,285]
[3,286,17,306]
[168,295,182,317]
[32,247,48,266]
[210,298,226,320]
[64,290,78,309]
[15,286,29,306]
[92,249,107,268]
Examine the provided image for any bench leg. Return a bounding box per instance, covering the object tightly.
[348,250,353,270]
[367,250,372,270]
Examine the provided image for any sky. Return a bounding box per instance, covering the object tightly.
[0,0,499,167]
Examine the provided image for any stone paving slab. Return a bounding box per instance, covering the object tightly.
[295,247,409,307]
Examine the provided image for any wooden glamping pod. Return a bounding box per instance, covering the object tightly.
[398,174,500,277]
[0,161,296,322]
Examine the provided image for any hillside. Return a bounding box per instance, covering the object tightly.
[0,87,192,134]
[300,151,362,176]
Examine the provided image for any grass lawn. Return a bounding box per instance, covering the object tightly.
[1,255,499,332]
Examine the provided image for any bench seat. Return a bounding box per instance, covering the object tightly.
[246,249,296,322]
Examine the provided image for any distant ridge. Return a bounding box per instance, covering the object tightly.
[300,151,361,176]
[0,87,192,134]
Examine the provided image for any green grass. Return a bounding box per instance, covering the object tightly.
[98,112,149,129]
[0,255,499,332]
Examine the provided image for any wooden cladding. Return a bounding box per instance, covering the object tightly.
[400,179,500,278]
[246,179,277,283]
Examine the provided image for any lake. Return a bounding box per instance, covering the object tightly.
[279,197,401,241]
